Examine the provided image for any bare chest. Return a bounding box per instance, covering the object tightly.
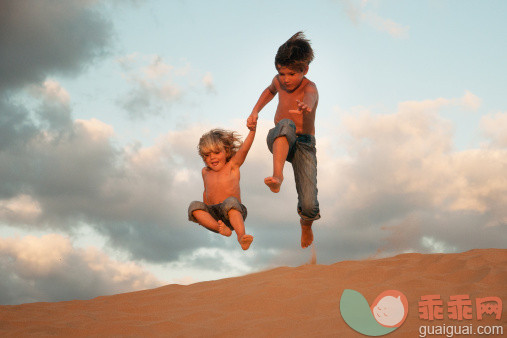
[203,167,240,203]
[204,170,237,187]
[277,89,305,111]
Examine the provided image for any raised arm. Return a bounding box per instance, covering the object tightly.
[247,76,278,125]
[230,128,256,168]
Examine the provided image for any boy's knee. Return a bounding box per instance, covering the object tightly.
[222,197,247,221]
[191,209,203,217]
[222,197,240,216]
[188,201,206,222]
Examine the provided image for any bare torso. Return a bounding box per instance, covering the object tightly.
[202,163,241,205]
[271,76,318,135]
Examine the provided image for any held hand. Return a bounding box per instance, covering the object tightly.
[247,120,257,131]
[246,114,257,131]
[248,112,258,124]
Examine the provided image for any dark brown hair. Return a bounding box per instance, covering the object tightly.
[275,31,314,72]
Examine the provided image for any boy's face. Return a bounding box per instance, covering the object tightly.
[203,149,227,172]
[276,65,308,91]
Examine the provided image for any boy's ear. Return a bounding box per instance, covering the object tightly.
[303,65,309,75]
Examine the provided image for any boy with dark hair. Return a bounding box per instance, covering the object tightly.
[247,31,320,248]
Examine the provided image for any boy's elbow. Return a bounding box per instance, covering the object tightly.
[265,85,277,96]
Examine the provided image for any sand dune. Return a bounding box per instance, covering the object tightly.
[1,249,505,337]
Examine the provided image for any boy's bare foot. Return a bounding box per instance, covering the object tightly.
[217,220,232,237]
[300,223,313,248]
[264,176,283,193]
[239,234,253,250]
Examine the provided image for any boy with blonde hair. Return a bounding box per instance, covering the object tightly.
[247,31,320,248]
[188,122,256,250]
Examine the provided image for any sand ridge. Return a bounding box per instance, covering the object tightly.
[0,249,505,337]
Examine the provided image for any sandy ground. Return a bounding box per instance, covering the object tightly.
[0,248,505,337]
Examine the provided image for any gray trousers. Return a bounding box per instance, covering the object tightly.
[188,196,247,230]
[267,119,320,221]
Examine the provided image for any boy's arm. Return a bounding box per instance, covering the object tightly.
[297,83,319,114]
[230,129,256,168]
[247,77,278,125]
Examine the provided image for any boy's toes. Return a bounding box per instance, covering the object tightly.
[239,235,253,250]
[217,221,232,237]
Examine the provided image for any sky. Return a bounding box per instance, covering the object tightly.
[0,0,506,305]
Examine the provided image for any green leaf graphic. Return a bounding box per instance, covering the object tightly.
[340,289,397,336]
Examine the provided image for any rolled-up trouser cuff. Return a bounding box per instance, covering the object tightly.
[187,197,247,230]
[266,119,298,162]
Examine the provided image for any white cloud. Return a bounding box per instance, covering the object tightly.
[116,54,215,118]
[36,79,71,106]
[75,118,115,141]
[162,245,263,285]
[481,112,507,147]
[0,195,42,224]
[202,72,216,93]
[117,54,182,118]
[448,148,507,213]
[143,55,173,79]
[461,90,482,111]
[397,91,481,114]
[330,93,506,216]
[361,11,409,39]
[421,236,456,253]
[25,79,74,132]
[0,234,161,305]
[338,0,409,38]
[0,234,72,277]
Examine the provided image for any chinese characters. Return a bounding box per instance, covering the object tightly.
[418,295,502,321]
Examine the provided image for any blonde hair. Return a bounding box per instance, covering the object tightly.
[198,129,242,164]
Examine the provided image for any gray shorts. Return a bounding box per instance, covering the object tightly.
[266,119,320,221]
[188,196,247,230]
